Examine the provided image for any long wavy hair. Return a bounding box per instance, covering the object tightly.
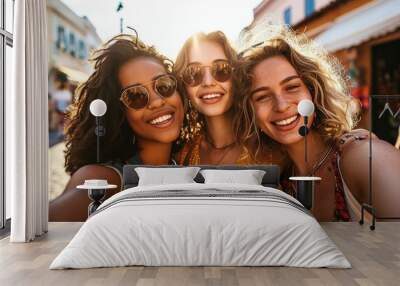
[65,34,176,174]
[174,31,241,142]
[236,26,360,156]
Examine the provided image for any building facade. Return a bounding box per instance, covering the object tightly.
[47,0,102,93]
[238,0,334,50]
[252,0,333,27]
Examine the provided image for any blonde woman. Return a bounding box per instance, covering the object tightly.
[238,27,400,221]
[174,31,254,165]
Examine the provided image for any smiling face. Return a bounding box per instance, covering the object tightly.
[118,57,184,144]
[185,40,233,117]
[250,56,314,145]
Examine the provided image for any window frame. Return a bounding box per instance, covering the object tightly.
[305,0,315,17]
[69,32,76,57]
[1,0,14,231]
[56,25,68,52]
[283,7,292,25]
[78,39,86,59]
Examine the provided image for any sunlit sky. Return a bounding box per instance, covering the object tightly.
[61,0,262,60]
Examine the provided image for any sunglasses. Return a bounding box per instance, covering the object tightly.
[181,59,233,87]
[120,74,177,110]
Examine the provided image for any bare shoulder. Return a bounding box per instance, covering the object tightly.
[339,129,394,156]
[339,129,400,204]
[71,164,121,178]
[65,164,122,192]
[339,128,399,168]
[49,164,123,221]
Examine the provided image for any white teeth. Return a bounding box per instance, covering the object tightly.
[149,114,172,125]
[274,115,298,126]
[202,93,221,99]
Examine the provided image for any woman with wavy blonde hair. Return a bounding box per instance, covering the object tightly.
[237,27,400,221]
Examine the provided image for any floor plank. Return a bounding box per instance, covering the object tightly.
[0,222,399,286]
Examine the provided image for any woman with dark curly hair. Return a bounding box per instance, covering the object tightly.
[49,34,185,221]
[237,27,400,221]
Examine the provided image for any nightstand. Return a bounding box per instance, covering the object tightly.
[76,180,117,216]
[289,176,321,210]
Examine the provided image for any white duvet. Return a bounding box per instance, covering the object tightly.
[50,183,351,269]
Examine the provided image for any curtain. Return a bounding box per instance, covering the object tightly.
[7,0,49,242]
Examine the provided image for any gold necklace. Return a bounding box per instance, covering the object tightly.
[202,135,237,164]
[310,141,335,175]
[292,141,335,176]
[204,133,236,150]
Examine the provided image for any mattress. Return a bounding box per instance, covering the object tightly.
[50,183,351,269]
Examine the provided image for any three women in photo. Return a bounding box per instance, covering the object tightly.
[52,26,400,223]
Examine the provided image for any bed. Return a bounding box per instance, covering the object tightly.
[50,165,350,269]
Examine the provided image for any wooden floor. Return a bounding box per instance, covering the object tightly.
[0,222,399,286]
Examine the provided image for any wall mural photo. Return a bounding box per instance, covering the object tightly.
[47,0,400,223]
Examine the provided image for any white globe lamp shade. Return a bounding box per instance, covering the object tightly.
[298,99,315,117]
[90,99,107,117]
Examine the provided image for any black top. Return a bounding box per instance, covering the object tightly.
[106,154,143,176]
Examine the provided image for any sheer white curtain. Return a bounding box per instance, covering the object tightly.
[7,0,48,242]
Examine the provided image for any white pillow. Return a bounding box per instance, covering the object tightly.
[135,167,200,186]
[200,169,266,185]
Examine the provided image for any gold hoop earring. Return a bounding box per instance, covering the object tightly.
[187,100,202,140]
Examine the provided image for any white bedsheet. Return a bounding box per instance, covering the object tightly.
[50,183,351,269]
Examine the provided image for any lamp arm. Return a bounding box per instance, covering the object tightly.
[96,116,100,163]
[304,116,308,164]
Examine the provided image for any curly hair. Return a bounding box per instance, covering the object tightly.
[65,34,176,174]
[236,26,360,155]
[173,31,241,142]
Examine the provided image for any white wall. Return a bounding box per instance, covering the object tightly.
[253,0,334,26]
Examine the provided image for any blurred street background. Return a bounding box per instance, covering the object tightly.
[48,0,400,199]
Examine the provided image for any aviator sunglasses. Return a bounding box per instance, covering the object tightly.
[120,74,177,110]
[181,59,233,87]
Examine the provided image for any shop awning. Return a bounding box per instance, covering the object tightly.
[57,65,90,84]
[314,0,400,52]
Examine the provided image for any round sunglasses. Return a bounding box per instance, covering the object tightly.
[120,74,177,110]
[181,59,233,87]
